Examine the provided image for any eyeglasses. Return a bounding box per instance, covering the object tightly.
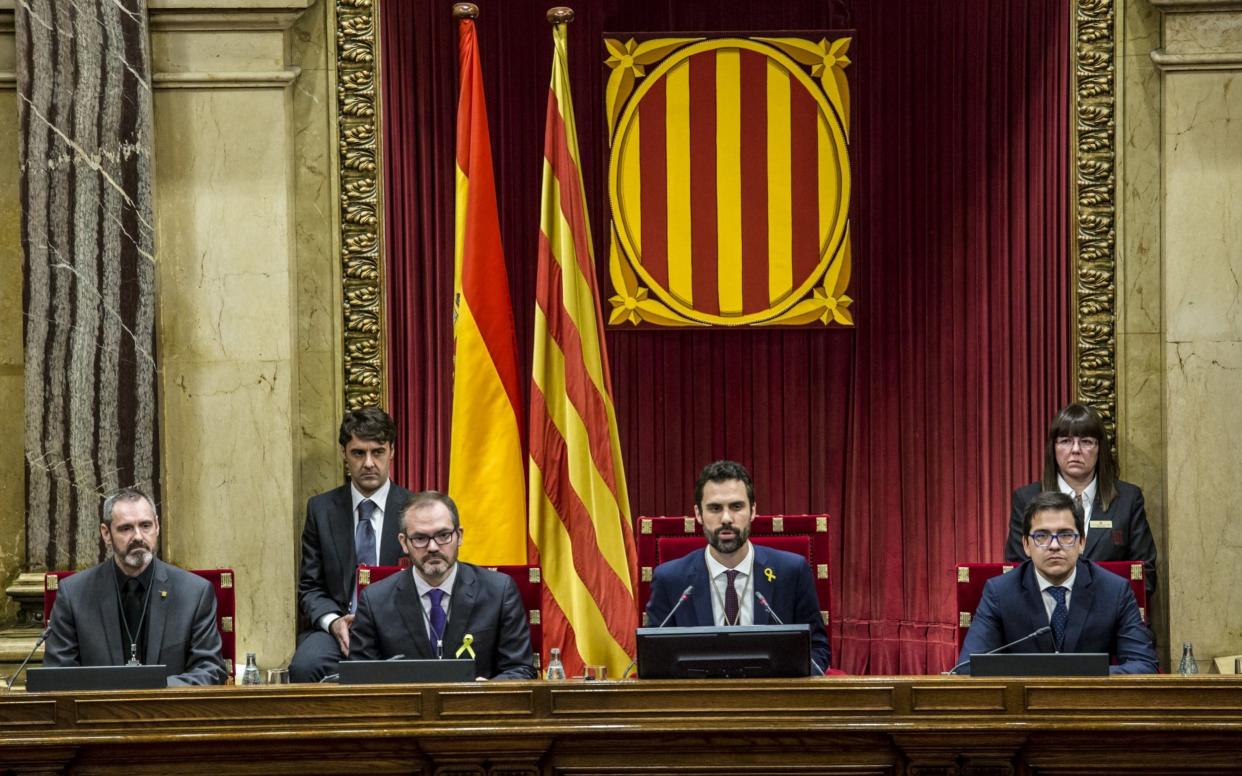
[405,529,458,548]
[1055,436,1098,451]
[1028,530,1080,548]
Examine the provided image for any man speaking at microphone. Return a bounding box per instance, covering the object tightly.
[645,461,831,673]
[957,490,1156,674]
[349,491,536,679]
[42,489,227,685]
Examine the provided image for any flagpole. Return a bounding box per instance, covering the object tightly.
[547,6,574,24]
[453,3,478,21]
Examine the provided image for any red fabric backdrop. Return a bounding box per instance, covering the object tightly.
[380,0,1070,674]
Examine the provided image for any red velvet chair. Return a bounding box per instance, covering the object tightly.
[635,515,831,630]
[954,560,1148,650]
[44,568,237,675]
[357,563,544,669]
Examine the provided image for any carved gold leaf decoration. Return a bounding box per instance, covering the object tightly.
[604,37,703,133]
[607,232,704,327]
[756,36,852,135]
[759,227,854,327]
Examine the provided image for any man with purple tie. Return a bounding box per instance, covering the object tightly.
[350,491,535,680]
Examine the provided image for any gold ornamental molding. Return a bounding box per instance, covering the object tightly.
[334,0,386,410]
[1073,0,1118,435]
[331,1,1119,422]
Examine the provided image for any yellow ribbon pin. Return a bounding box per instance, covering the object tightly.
[160,590,168,599]
[764,568,776,582]
[456,633,476,659]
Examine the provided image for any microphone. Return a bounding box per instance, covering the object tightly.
[755,592,825,676]
[943,625,1052,675]
[5,626,51,691]
[622,585,695,678]
[656,585,694,628]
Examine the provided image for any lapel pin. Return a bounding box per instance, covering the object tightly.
[764,568,776,582]
[160,590,168,599]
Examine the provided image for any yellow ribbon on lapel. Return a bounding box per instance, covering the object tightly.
[764,568,776,582]
[456,633,476,659]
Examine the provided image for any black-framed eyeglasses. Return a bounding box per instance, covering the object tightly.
[1028,530,1080,548]
[405,529,458,548]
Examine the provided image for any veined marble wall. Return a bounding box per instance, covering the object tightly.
[0,1,24,621]
[1152,0,1242,668]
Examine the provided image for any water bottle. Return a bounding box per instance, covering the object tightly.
[1178,642,1199,675]
[242,652,262,685]
[545,647,566,680]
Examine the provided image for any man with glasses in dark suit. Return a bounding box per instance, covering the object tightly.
[960,490,1156,674]
[350,491,536,679]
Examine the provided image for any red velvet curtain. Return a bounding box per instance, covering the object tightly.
[380,0,1070,674]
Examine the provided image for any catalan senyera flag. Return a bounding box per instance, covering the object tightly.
[449,16,526,566]
[529,20,639,679]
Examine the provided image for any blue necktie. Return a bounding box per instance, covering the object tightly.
[355,499,377,567]
[428,588,447,655]
[1048,586,1069,650]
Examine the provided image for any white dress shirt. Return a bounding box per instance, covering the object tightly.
[1056,473,1096,544]
[1035,566,1077,623]
[413,564,459,655]
[704,543,755,626]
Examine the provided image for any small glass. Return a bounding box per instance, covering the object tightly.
[266,668,290,685]
[582,664,608,681]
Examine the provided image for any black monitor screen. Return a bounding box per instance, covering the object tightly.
[636,624,811,679]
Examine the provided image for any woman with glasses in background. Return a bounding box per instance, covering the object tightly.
[1005,403,1158,600]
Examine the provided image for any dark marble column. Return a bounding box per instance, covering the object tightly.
[16,0,159,570]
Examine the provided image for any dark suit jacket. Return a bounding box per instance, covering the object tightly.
[43,559,227,686]
[1006,480,1157,599]
[956,559,1157,674]
[349,562,537,679]
[645,543,831,672]
[298,481,411,635]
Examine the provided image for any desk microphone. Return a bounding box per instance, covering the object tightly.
[943,625,1052,675]
[622,586,695,678]
[754,592,825,676]
[4,625,51,691]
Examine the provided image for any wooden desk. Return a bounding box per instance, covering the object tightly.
[3,676,1242,774]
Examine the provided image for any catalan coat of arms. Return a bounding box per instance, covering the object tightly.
[605,34,853,327]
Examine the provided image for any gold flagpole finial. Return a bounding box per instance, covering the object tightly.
[453,3,479,20]
[546,6,574,24]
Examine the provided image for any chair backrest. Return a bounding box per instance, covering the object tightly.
[44,567,237,675]
[954,560,1148,649]
[635,515,831,628]
[357,563,544,669]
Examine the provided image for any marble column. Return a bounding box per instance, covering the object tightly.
[16,0,160,570]
[1151,0,1242,669]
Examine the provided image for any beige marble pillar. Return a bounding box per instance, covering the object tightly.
[147,0,340,669]
[1151,0,1242,669]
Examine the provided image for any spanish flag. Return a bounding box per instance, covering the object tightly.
[449,11,526,565]
[529,12,639,679]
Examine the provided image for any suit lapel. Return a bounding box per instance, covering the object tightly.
[752,545,774,625]
[394,571,435,659]
[1020,565,1057,652]
[378,485,405,565]
[1083,495,1111,557]
[1063,562,1094,653]
[329,486,357,595]
[443,564,477,657]
[93,563,125,664]
[144,560,170,664]
[688,553,713,626]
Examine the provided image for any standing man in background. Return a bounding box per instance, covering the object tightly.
[289,407,412,682]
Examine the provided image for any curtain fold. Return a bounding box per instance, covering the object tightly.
[380,0,1070,674]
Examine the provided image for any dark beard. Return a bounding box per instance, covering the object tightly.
[706,525,749,555]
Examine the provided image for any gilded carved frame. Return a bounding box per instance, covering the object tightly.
[331,0,1119,427]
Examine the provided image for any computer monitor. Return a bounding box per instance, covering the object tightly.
[25,665,167,692]
[636,624,812,679]
[970,652,1109,677]
[337,658,476,685]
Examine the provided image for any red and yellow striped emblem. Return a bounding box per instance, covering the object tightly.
[605,36,853,327]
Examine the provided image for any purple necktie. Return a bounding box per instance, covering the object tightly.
[428,588,447,653]
[724,569,740,626]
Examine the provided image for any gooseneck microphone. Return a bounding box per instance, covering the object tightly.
[622,585,695,678]
[656,585,695,629]
[943,625,1052,675]
[5,626,51,691]
[754,592,825,676]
